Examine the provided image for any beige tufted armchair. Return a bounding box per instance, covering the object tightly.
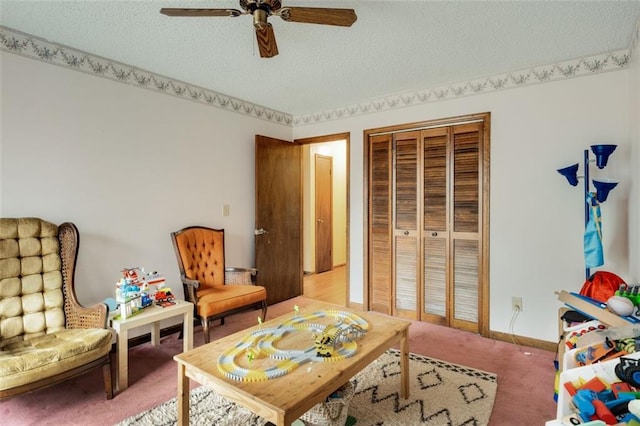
[171,226,267,344]
[0,218,113,399]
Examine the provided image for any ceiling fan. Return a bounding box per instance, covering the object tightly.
[160,0,357,58]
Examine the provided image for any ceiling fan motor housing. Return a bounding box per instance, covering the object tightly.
[253,9,269,29]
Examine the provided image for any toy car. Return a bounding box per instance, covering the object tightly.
[155,287,174,303]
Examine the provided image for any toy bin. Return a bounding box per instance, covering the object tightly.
[556,351,640,421]
[300,381,355,426]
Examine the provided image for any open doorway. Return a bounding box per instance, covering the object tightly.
[297,133,349,306]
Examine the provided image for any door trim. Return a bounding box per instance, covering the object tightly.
[296,132,350,307]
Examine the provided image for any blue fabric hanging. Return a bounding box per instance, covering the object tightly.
[584,192,604,268]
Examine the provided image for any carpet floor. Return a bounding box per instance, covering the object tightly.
[0,296,557,425]
[118,349,497,426]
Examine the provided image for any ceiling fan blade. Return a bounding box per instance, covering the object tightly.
[159,8,242,17]
[278,7,357,27]
[255,24,279,58]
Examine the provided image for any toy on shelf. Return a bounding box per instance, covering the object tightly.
[574,337,628,367]
[121,267,166,288]
[608,295,636,317]
[155,287,175,307]
[563,372,640,424]
[558,291,640,326]
[616,284,640,308]
[564,321,608,350]
[115,267,167,318]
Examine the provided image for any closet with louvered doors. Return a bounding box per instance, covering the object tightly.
[366,113,490,336]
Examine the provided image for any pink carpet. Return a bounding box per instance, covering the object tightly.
[1,296,557,425]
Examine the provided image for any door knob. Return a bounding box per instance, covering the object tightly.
[432,232,438,237]
[254,228,269,235]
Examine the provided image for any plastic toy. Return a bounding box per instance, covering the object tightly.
[608,295,635,316]
[145,270,166,286]
[572,388,635,424]
[155,287,174,303]
[217,309,368,382]
[574,338,628,366]
[565,323,608,350]
[615,357,640,388]
[115,267,166,318]
[121,267,145,286]
[616,284,640,307]
[120,267,166,289]
[314,322,366,357]
[561,352,640,425]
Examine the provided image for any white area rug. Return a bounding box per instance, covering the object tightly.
[118,349,497,426]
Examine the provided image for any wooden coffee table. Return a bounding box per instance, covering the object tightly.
[174,302,410,426]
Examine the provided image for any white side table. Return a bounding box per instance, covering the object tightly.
[110,299,194,391]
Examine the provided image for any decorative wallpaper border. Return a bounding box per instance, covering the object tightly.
[0,26,292,126]
[0,25,634,127]
[293,49,630,126]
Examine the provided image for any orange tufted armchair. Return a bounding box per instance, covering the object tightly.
[0,218,113,399]
[170,226,267,344]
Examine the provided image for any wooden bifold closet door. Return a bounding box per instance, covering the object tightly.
[367,114,489,335]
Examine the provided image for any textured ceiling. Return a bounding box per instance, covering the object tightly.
[1,1,639,116]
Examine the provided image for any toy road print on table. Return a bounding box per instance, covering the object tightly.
[217,309,369,381]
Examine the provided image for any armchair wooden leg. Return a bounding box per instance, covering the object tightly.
[103,358,114,400]
[202,318,210,344]
[260,300,268,322]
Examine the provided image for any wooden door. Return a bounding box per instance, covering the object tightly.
[422,127,450,325]
[393,131,421,320]
[315,154,333,273]
[448,122,483,332]
[422,123,483,333]
[365,113,490,336]
[255,135,303,305]
[368,134,392,314]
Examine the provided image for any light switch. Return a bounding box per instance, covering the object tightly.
[223,204,230,216]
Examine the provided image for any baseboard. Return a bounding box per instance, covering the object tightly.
[126,316,558,354]
[490,330,557,352]
[347,301,364,311]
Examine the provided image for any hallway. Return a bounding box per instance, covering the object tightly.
[303,265,347,306]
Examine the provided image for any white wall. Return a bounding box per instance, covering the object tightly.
[0,52,292,306]
[1,49,635,344]
[293,70,632,342]
[330,141,348,267]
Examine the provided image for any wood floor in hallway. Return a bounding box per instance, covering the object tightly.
[303,265,347,306]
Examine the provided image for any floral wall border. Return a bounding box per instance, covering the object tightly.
[0,26,292,126]
[294,13,638,126]
[0,25,634,128]
[292,48,630,125]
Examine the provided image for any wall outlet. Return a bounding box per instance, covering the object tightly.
[512,296,523,312]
